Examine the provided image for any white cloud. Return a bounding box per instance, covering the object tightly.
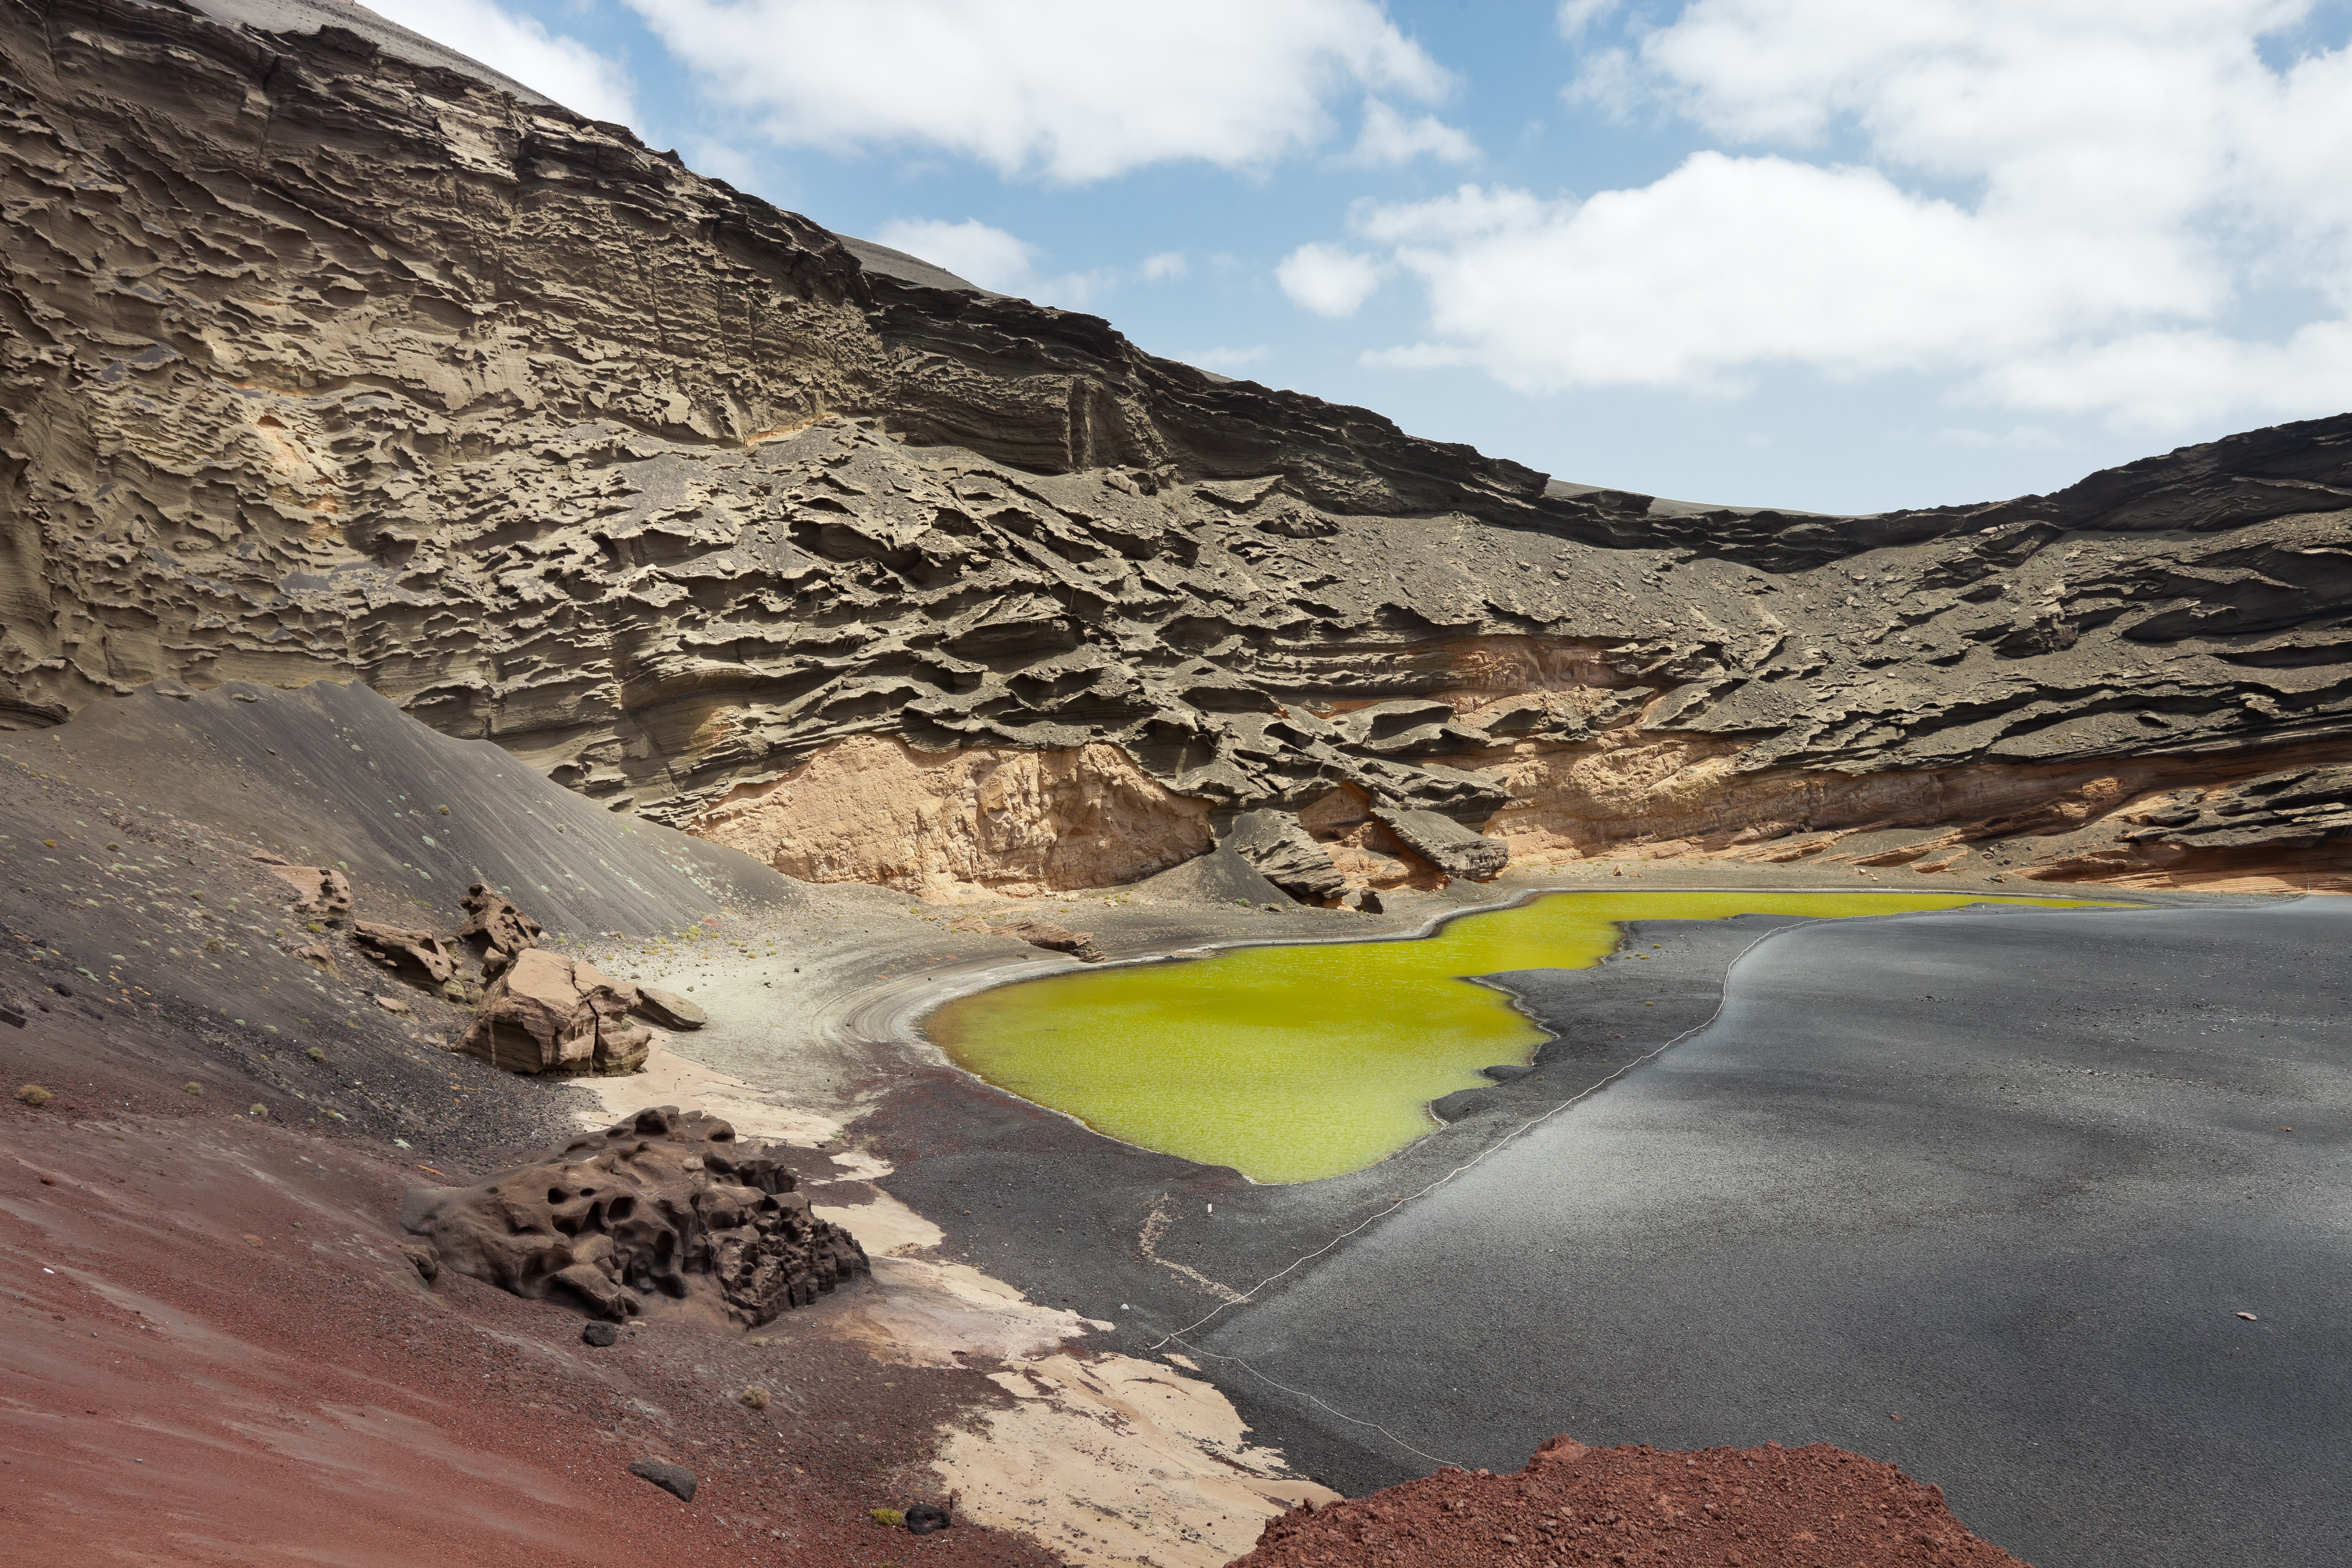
[368,0,638,126]
[872,218,1040,294]
[683,137,761,189]
[622,0,1452,183]
[1189,345,1273,372]
[1357,155,2208,395]
[1980,321,2352,431]
[1936,424,2064,449]
[873,225,1202,312]
[1556,0,1622,37]
[1277,242,1385,317]
[1344,99,1480,166]
[1339,0,2352,433]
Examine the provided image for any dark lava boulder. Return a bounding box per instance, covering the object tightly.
[399,1106,869,1326]
[627,1458,697,1503]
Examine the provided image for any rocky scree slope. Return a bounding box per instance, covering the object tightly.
[4,0,2350,898]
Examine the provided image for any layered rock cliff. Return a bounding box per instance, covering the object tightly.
[5,0,2349,895]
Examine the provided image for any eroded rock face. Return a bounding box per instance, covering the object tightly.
[350,922,457,985]
[461,947,651,1075]
[1224,810,1346,904]
[250,853,352,919]
[399,1106,868,1325]
[460,884,543,979]
[2,0,2347,895]
[693,736,1212,898]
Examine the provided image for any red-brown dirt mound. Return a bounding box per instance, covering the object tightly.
[1231,1434,2029,1568]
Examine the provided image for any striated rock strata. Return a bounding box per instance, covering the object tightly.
[400,1105,869,1324]
[3,0,2348,895]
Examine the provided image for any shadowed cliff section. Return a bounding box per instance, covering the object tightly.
[3,0,2349,897]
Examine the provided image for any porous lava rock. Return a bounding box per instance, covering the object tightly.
[459,948,652,1075]
[460,884,544,980]
[399,1106,869,1326]
[1234,1436,2028,1568]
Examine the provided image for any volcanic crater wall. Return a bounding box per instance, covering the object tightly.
[4,0,2350,895]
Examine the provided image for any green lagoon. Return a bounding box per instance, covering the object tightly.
[927,890,2120,1183]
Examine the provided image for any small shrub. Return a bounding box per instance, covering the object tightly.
[870,1509,905,1528]
[246,1102,268,1118]
[16,1084,53,1107]
[306,1046,325,1063]
[183,1082,203,1096]
[736,1384,770,1411]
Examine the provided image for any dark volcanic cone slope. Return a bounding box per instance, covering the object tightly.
[0,678,801,1168]
[2,0,2349,896]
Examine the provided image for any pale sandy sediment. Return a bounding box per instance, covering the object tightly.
[568,942,1336,1568]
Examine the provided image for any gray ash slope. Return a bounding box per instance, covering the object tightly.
[3,0,2349,890]
[0,677,796,1170]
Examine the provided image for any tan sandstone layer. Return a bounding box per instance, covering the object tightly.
[694,735,1212,899]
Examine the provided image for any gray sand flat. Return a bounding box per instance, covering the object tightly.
[1200,898,2351,1568]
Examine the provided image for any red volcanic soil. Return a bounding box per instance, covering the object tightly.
[0,1014,1054,1568]
[1232,1435,2028,1568]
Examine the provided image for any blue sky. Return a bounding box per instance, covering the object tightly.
[369,0,2352,514]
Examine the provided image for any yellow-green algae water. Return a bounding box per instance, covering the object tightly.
[928,890,2121,1184]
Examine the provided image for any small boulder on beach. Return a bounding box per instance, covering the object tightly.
[632,985,706,1031]
[995,920,1106,963]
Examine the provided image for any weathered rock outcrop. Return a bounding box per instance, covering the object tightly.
[993,921,1107,963]
[250,853,353,919]
[460,947,650,1075]
[2,0,2347,896]
[349,921,457,985]
[399,1105,868,1324]
[459,884,542,978]
[1223,809,1346,903]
